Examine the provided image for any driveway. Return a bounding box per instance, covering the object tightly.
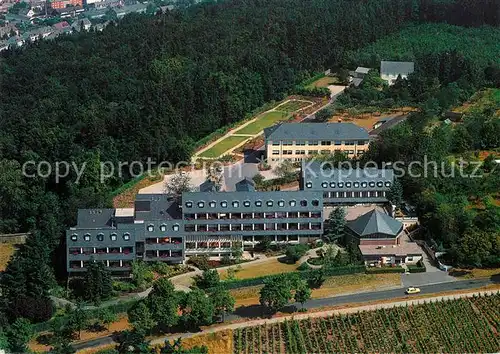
[401,271,457,287]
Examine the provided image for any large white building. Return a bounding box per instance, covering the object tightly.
[380,61,415,85]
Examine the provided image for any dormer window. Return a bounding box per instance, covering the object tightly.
[160,224,167,232]
[345,182,352,188]
[312,200,320,207]
[255,200,262,207]
[209,201,216,208]
[337,182,344,188]
[232,201,240,208]
[266,200,273,207]
[84,233,91,241]
[385,181,392,187]
[172,224,180,231]
[300,200,308,207]
[197,201,205,208]
[278,200,285,207]
[70,234,78,242]
[369,181,376,187]
[123,233,130,241]
[329,182,336,188]
[147,224,154,232]
[97,233,104,241]
[361,181,368,188]
[305,181,312,188]
[110,233,117,241]
[185,201,193,208]
[289,200,296,207]
[221,201,228,208]
[243,201,251,207]
[321,182,328,188]
[353,182,360,188]
[377,181,384,187]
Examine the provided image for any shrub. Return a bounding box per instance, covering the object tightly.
[149,262,172,276]
[188,255,210,271]
[365,266,405,274]
[285,244,309,263]
[9,296,54,323]
[297,262,312,271]
[113,281,137,293]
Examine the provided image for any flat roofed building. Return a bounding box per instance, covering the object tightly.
[67,195,184,275]
[300,161,394,205]
[182,188,323,252]
[264,123,370,166]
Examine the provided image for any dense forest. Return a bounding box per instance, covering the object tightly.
[0,0,499,336]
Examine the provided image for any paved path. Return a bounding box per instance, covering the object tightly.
[72,279,498,351]
[192,99,314,161]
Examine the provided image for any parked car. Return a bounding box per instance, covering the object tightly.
[405,287,421,294]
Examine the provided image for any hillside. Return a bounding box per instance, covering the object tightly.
[347,23,500,69]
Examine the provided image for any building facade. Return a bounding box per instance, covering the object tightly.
[66,179,323,274]
[300,161,394,205]
[345,209,422,266]
[264,123,370,166]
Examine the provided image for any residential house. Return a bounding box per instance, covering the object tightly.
[380,61,415,85]
[349,66,372,87]
[52,5,84,17]
[23,26,53,41]
[71,17,91,31]
[49,0,82,10]
[264,122,370,166]
[345,209,422,266]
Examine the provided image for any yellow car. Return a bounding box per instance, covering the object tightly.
[405,287,421,294]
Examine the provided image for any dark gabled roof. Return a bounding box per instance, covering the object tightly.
[351,78,363,87]
[346,209,402,237]
[77,209,115,229]
[134,194,181,220]
[264,123,369,141]
[369,115,407,137]
[235,177,255,192]
[200,180,216,192]
[380,61,415,76]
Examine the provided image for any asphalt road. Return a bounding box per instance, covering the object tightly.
[72,277,496,351]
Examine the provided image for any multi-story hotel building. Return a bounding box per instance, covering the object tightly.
[66,178,323,274]
[300,161,394,205]
[264,123,370,166]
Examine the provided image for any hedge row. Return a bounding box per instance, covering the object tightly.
[220,265,365,290]
[32,299,139,333]
[365,266,405,274]
[408,260,426,273]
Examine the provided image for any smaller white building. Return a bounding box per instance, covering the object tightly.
[380,61,415,85]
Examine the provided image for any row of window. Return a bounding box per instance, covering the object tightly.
[147,224,180,232]
[273,150,364,155]
[273,140,367,146]
[185,199,320,209]
[305,180,392,189]
[70,232,131,242]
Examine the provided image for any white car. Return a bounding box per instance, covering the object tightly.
[405,287,421,294]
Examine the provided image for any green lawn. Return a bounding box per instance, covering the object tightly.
[276,100,312,112]
[233,111,289,135]
[306,75,341,89]
[198,136,249,158]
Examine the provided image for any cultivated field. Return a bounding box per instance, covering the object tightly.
[275,100,312,113]
[307,76,341,88]
[198,136,249,158]
[233,293,500,353]
[0,243,16,271]
[233,111,290,135]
